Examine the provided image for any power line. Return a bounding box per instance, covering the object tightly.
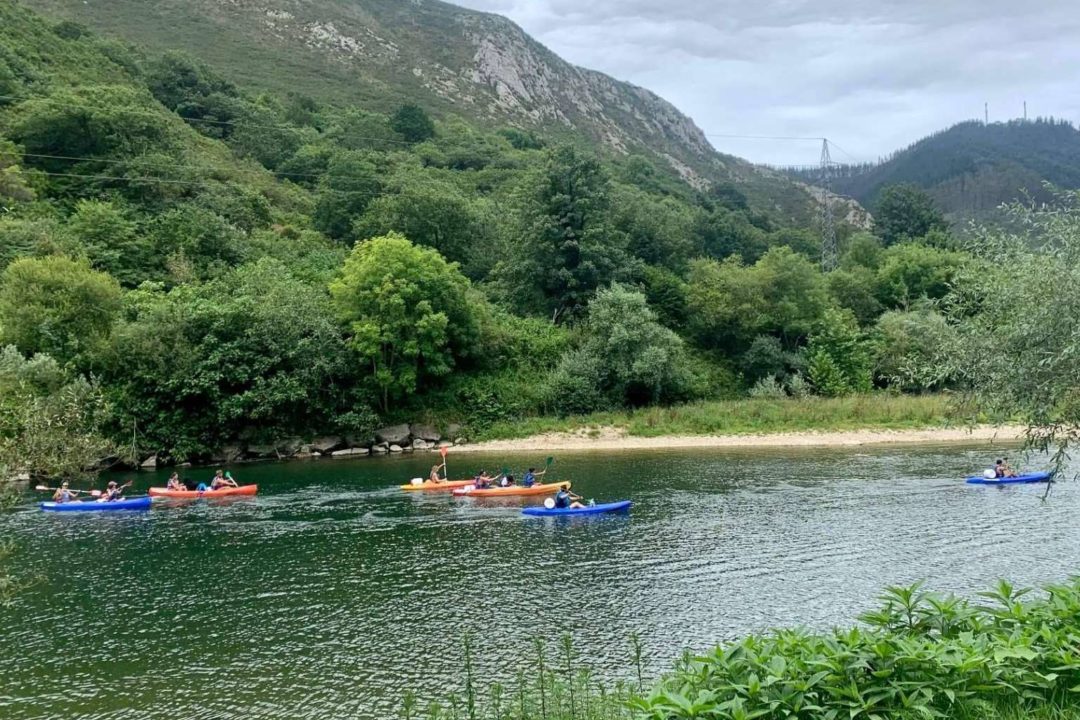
[705,132,825,141]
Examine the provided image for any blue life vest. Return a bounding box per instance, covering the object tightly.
[523,472,535,487]
[554,491,570,509]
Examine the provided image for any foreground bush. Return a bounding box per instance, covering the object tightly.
[636,579,1080,719]
[422,578,1080,720]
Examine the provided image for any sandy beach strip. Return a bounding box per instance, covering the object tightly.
[450,425,1027,453]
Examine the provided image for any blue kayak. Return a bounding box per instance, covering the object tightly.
[965,471,1052,485]
[522,500,632,517]
[41,497,152,512]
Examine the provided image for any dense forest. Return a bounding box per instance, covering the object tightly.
[0,3,971,471]
[787,119,1080,221]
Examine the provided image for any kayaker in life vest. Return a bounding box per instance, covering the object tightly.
[500,474,516,488]
[522,467,545,488]
[554,487,585,510]
[429,462,446,484]
[210,470,238,491]
[473,470,493,489]
[1001,457,1018,478]
[52,481,78,503]
[100,481,123,502]
[166,473,184,492]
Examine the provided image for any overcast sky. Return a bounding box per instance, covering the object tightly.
[453,0,1080,166]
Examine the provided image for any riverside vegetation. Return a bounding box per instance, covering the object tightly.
[424,578,1080,720]
[0,3,995,478]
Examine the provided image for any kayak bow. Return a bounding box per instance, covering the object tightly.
[400,479,475,492]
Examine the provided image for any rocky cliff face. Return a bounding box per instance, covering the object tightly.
[23,0,724,178]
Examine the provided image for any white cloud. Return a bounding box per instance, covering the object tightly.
[453,0,1080,165]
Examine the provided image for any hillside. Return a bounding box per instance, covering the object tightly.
[788,119,1080,221]
[17,0,766,189]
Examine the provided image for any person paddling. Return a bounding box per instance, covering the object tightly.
[429,462,447,484]
[522,467,546,488]
[166,472,185,492]
[473,469,494,489]
[210,470,238,491]
[553,486,585,510]
[52,481,78,503]
[99,480,124,502]
[1001,457,1018,478]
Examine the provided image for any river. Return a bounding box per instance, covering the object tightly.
[1,444,1075,719]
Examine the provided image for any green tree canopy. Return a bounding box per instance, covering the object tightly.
[390,103,436,144]
[505,144,628,323]
[329,233,480,411]
[0,255,121,368]
[548,284,700,412]
[874,183,949,245]
[106,259,353,459]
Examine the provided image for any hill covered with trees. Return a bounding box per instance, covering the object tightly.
[788,119,1080,222]
[0,1,971,474]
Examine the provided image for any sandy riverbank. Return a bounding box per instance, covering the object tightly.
[450,425,1027,453]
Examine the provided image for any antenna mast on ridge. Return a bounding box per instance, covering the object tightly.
[820,138,838,271]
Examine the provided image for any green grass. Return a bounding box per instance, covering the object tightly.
[473,393,955,442]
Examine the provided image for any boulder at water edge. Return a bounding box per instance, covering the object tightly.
[410,424,441,442]
[331,448,370,458]
[375,424,411,445]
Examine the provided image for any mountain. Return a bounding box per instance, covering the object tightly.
[787,119,1080,221]
[17,0,749,186]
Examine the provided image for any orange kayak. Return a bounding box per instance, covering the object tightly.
[452,481,570,497]
[148,484,258,498]
[400,479,475,492]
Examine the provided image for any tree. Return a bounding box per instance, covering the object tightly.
[329,233,480,411]
[806,308,873,396]
[0,256,121,368]
[875,242,966,309]
[874,183,948,245]
[312,151,381,240]
[0,138,35,204]
[939,194,1080,454]
[66,199,148,285]
[873,309,954,391]
[391,104,436,144]
[548,285,700,411]
[507,145,627,323]
[0,347,114,481]
[354,171,494,278]
[686,256,766,351]
[828,267,884,326]
[106,259,353,459]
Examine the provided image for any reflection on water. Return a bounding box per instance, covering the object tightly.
[1,443,1074,719]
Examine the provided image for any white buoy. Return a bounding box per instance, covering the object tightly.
[983,469,996,479]
[411,478,424,485]
[543,498,556,509]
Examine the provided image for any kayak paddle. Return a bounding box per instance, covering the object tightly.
[35,485,101,498]
[440,444,449,481]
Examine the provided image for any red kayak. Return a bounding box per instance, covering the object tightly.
[148,484,258,499]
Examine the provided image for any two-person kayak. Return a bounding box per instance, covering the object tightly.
[522,500,631,517]
[453,481,570,497]
[148,484,258,498]
[965,471,1052,485]
[41,497,152,512]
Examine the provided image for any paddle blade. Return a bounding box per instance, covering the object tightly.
[440,445,448,458]
[545,456,554,467]
[35,485,50,492]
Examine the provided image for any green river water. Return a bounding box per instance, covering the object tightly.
[1,444,1076,719]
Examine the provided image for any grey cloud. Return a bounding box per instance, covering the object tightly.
[453,0,1080,165]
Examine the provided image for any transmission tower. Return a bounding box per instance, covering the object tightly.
[819,138,838,271]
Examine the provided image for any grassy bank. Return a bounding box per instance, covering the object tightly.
[472,393,956,442]
[420,578,1080,720]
